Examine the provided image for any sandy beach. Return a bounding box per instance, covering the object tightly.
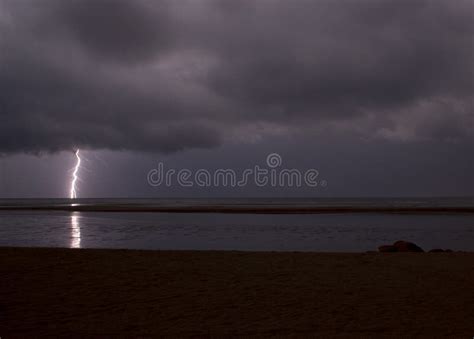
[1,247,473,337]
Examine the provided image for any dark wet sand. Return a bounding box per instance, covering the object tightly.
[1,248,473,337]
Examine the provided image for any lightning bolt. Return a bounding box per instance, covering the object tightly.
[70,149,81,199]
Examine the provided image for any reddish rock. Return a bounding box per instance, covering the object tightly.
[378,245,398,253]
[393,241,424,252]
[445,249,453,253]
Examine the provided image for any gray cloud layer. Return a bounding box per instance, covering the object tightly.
[0,0,472,154]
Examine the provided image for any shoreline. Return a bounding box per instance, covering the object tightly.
[1,204,473,214]
[1,247,473,336]
[1,245,473,254]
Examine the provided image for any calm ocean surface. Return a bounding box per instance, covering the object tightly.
[0,198,473,252]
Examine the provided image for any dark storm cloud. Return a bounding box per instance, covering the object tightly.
[0,51,220,153]
[59,0,172,64]
[0,0,472,154]
[205,1,473,120]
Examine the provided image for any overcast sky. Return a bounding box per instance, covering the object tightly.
[0,0,472,198]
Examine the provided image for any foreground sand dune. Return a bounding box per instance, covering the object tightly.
[1,248,473,337]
